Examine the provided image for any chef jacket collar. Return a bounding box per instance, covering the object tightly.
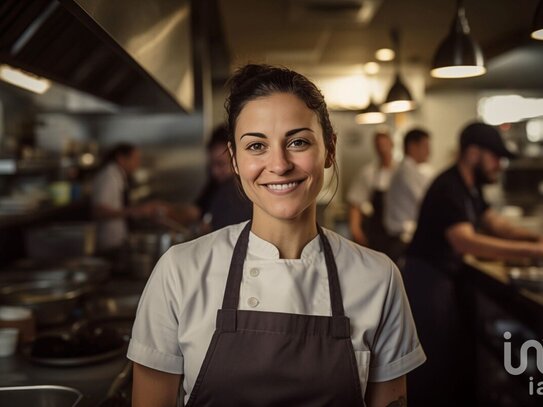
[248,230,322,260]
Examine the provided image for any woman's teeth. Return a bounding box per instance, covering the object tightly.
[266,181,299,190]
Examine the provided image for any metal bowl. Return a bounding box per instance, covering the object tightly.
[0,385,83,407]
[0,266,108,326]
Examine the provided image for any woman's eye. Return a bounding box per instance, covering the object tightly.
[247,142,265,151]
[289,139,309,148]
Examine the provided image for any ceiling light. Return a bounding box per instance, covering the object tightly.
[355,101,386,124]
[531,0,543,40]
[431,0,486,78]
[375,48,395,62]
[0,65,51,94]
[381,75,416,113]
[363,62,380,75]
[380,30,415,113]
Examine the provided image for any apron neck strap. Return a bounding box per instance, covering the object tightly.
[316,224,347,318]
[221,221,252,312]
[221,221,346,319]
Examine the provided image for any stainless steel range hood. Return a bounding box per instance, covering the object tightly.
[0,0,194,112]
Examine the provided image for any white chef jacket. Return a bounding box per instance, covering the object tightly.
[92,163,128,251]
[347,162,396,215]
[127,221,426,405]
[384,157,434,240]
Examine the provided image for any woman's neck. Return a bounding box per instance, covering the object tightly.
[251,206,318,259]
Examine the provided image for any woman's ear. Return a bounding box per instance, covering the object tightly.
[325,133,337,169]
[228,142,239,175]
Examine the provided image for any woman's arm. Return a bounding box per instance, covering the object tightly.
[132,363,182,407]
[365,376,407,407]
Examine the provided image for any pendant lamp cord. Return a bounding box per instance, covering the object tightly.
[390,28,400,72]
[454,0,470,34]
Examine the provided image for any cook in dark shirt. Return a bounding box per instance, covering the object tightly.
[402,122,543,407]
[407,165,489,272]
[194,125,252,231]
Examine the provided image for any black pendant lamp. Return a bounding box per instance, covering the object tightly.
[355,100,386,124]
[431,0,485,78]
[381,29,415,114]
[532,0,543,40]
[356,76,386,124]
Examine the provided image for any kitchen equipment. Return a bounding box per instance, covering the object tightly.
[99,361,133,407]
[0,267,107,326]
[0,385,83,406]
[127,252,155,279]
[0,306,35,343]
[129,224,190,258]
[124,226,190,278]
[508,266,543,291]
[25,222,96,261]
[26,319,127,367]
[84,293,140,320]
[1,283,85,326]
[0,195,40,215]
[62,257,112,276]
[0,328,18,357]
[48,181,72,206]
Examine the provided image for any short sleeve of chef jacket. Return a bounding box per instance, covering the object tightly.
[366,259,426,381]
[127,222,426,382]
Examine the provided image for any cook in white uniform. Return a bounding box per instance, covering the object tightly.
[384,129,434,260]
[92,143,156,252]
[347,132,397,253]
[128,64,425,407]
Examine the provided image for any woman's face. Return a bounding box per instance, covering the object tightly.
[231,92,333,222]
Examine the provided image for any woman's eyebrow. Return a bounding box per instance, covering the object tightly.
[240,132,266,140]
[285,127,314,137]
[240,127,314,140]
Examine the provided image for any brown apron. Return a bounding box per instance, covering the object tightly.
[185,221,365,407]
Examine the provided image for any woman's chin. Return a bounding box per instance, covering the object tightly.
[259,205,314,223]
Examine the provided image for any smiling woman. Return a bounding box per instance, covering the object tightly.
[128,64,426,407]
[232,93,329,236]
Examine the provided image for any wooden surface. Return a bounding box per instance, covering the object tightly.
[463,255,543,308]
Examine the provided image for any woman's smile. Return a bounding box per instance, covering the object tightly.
[232,92,328,221]
[262,178,306,194]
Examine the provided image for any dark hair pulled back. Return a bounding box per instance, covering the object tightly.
[224,64,338,205]
[225,64,335,156]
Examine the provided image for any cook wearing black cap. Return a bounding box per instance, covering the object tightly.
[402,121,543,407]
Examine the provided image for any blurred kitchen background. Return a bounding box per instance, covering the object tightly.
[0,0,542,406]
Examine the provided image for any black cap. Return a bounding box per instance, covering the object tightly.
[460,122,516,159]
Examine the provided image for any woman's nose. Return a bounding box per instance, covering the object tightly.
[268,148,293,174]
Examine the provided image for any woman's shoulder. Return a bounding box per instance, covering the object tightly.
[165,221,249,262]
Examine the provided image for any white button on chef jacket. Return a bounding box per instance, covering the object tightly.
[127,221,426,405]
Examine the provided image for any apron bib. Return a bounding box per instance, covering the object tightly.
[185,221,365,407]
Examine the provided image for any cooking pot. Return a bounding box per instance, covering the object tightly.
[123,227,190,279]
[0,265,109,326]
[24,222,96,261]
